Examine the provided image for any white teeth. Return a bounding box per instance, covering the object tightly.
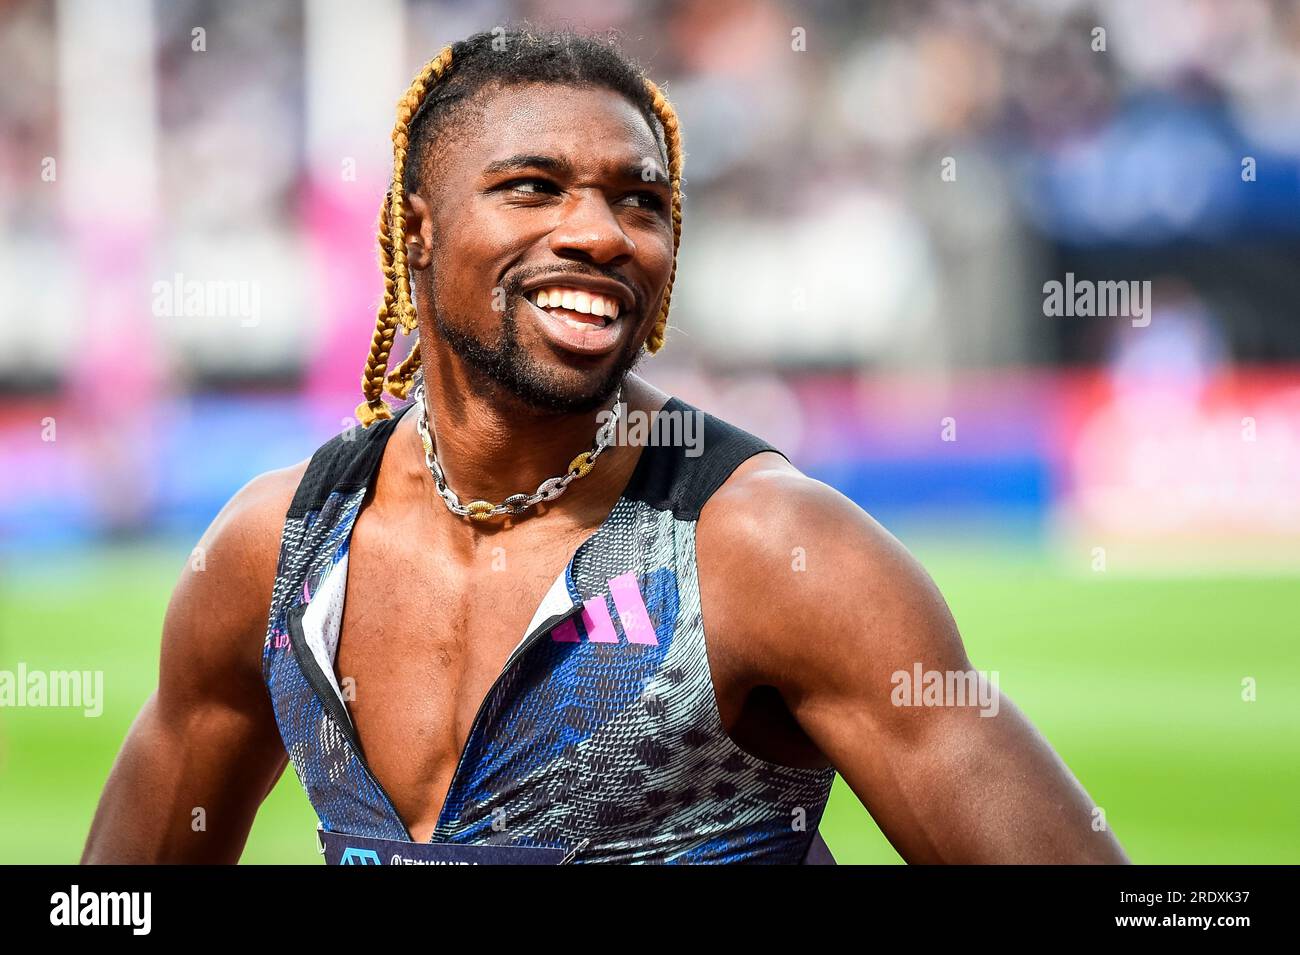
[530,286,623,321]
[563,317,589,331]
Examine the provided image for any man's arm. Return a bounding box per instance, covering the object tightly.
[698,454,1129,864]
[81,464,306,864]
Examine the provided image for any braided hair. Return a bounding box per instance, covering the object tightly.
[355,29,684,426]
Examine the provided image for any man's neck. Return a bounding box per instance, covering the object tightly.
[402,362,666,530]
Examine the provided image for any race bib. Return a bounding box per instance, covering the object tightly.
[318,828,570,865]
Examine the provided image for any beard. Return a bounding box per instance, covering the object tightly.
[430,271,645,414]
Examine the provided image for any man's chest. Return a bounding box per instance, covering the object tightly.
[330,515,614,837]
[322,507,813,840]
[336,547,565,752]
[344,518,552,674]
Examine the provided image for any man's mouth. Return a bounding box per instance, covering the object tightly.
[524,284,627,357]
[529,286,620,330]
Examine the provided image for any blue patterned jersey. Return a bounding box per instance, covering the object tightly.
[262,396,837,863]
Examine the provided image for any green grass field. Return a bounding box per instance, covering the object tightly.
[2,535,1297,864]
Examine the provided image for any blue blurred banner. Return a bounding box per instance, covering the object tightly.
[6,368,1297,571]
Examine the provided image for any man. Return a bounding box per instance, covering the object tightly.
[83,29,1128,864]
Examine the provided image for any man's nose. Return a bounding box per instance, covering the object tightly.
[548,191,636,266]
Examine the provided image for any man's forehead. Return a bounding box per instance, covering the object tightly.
[464,83,663,166]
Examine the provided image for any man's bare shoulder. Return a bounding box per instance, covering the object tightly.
[695,450,964,684]
[164,459,310,658]
[697,449,912,584]
[205,460,310,576]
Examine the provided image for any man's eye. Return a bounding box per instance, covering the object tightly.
[505,178,558,197]
[620,192,665,210]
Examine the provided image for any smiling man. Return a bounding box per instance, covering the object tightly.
[82,29,1128,865]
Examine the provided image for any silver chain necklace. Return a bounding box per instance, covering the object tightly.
[412,375,623,522]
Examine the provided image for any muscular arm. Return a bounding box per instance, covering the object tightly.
[699,455,1129,864]
[81,464,306,864]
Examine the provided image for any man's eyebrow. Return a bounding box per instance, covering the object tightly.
[481,153,669,186]
[617,160,670,187]
[481,154,572,176]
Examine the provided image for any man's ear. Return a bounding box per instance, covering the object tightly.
[404,191,435,270]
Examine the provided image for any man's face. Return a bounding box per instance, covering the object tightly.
[408,82,675,413]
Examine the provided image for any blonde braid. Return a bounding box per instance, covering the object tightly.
[385,339,421,400]
[642,78,684,355]
[354,201,398,426]
[355,46,454,426]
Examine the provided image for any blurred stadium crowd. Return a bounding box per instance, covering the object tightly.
[2,0,1298,564]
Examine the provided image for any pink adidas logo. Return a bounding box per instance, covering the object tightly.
[552,572,658,646]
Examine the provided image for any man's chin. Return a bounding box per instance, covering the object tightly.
[500,360,634,415]
[436,307,642,414]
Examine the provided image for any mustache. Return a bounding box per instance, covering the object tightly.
[502,264,639,314]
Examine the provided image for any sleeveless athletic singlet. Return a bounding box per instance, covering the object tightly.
[261,396,838,863]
